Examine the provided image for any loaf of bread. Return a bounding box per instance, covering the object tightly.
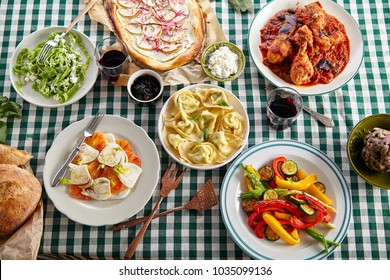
[0,160,42,237]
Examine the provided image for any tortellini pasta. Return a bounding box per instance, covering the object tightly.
[162,87,247,166]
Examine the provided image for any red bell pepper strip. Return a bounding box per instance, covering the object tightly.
[253,199,302,217]
[248,211,263,229]
[272,156,287,179]
[290,210,323,229]
[254,220,267,238]
[294,193,332,223]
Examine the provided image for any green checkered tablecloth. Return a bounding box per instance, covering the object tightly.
[1,0,389,260]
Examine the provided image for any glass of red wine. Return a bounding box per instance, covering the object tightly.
[267,87,303,130]
[94,36,131,83]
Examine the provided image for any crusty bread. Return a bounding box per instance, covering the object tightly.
[0,144,33,166]
[0,164,42,237]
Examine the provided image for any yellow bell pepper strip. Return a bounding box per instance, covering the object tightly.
[274,211,291,221]
[245,164,261,191]
[262,212,300,245]
[247,164,261,179]
[245,177,253,191]
[296,168,333,206]
[290,228,300,241]
[306,184,333,206]
[274,173,317,190]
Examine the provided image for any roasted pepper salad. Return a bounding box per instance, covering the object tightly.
[240,156,339,252]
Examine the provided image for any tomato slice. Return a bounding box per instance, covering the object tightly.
[87,159,102,179]
[116,139,141,167]
[69,185,92,200]
[101,166,125,195]
[85,131,106,151]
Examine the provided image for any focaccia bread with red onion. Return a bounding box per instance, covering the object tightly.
[105,0,205,71]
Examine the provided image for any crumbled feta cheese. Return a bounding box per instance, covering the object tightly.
[70,75,78,84]
[207,46,239,79]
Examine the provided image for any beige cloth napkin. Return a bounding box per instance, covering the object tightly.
[0,163,43,260]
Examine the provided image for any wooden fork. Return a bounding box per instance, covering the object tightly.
[124,162,186,260]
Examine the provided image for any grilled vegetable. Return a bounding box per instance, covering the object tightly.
[281,160,298,176]
[258,165,274,182]
[240,163,267,199]
[299,204,315,216]
[262,189,278,200]
[264,225,280,241]
[313,181,326,193]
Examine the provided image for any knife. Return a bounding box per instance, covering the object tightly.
[51,112,104,187]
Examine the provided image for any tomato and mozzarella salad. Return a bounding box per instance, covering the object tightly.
[60,131,142,201]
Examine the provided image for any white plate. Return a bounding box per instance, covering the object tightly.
[158,84,250,170]
[43,115,160,226]
[248,0,364,95]
[10,26,98,107]
[220,140,352,259]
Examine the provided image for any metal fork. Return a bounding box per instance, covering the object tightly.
[124,162,187,260]
[51,111,104,187]
[38,0,97,63]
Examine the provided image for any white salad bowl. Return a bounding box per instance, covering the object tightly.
[10,26,98,108]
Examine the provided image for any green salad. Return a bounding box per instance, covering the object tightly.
[13,32,91,103]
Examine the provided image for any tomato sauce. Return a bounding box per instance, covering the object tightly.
[259,7,350,86]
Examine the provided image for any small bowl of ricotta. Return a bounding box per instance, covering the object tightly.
[201,41,245,82]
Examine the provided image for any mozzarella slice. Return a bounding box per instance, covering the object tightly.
[116,162,142,189]
[76,143,99,165]
[69,165,92,185]
[98,143,124,167]
[82,177,112,201]
[104,133,116,144]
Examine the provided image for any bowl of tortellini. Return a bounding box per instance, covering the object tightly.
[158,84,249,170]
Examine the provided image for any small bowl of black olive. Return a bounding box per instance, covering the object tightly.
[127,69,164,106]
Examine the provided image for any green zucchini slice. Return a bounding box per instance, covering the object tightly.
[299,204,316,216]
[262,189,278,201]
[281,160,298,176]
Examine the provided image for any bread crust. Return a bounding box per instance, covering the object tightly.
[105,0,205,71]
[0,144,33,166]
[0,164,42,237]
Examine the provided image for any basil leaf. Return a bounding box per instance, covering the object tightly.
[0,100,22,119]
[204,128,209,141]
[189,114,201,120]
[218,99,229,107]
[0,121,7,144]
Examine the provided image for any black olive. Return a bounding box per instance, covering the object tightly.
[288,9,295,14]
[131,75,161,101]
[280,14,286,21]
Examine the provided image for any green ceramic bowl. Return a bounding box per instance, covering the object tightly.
[347,114,390,189]
[201,41,245,82]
